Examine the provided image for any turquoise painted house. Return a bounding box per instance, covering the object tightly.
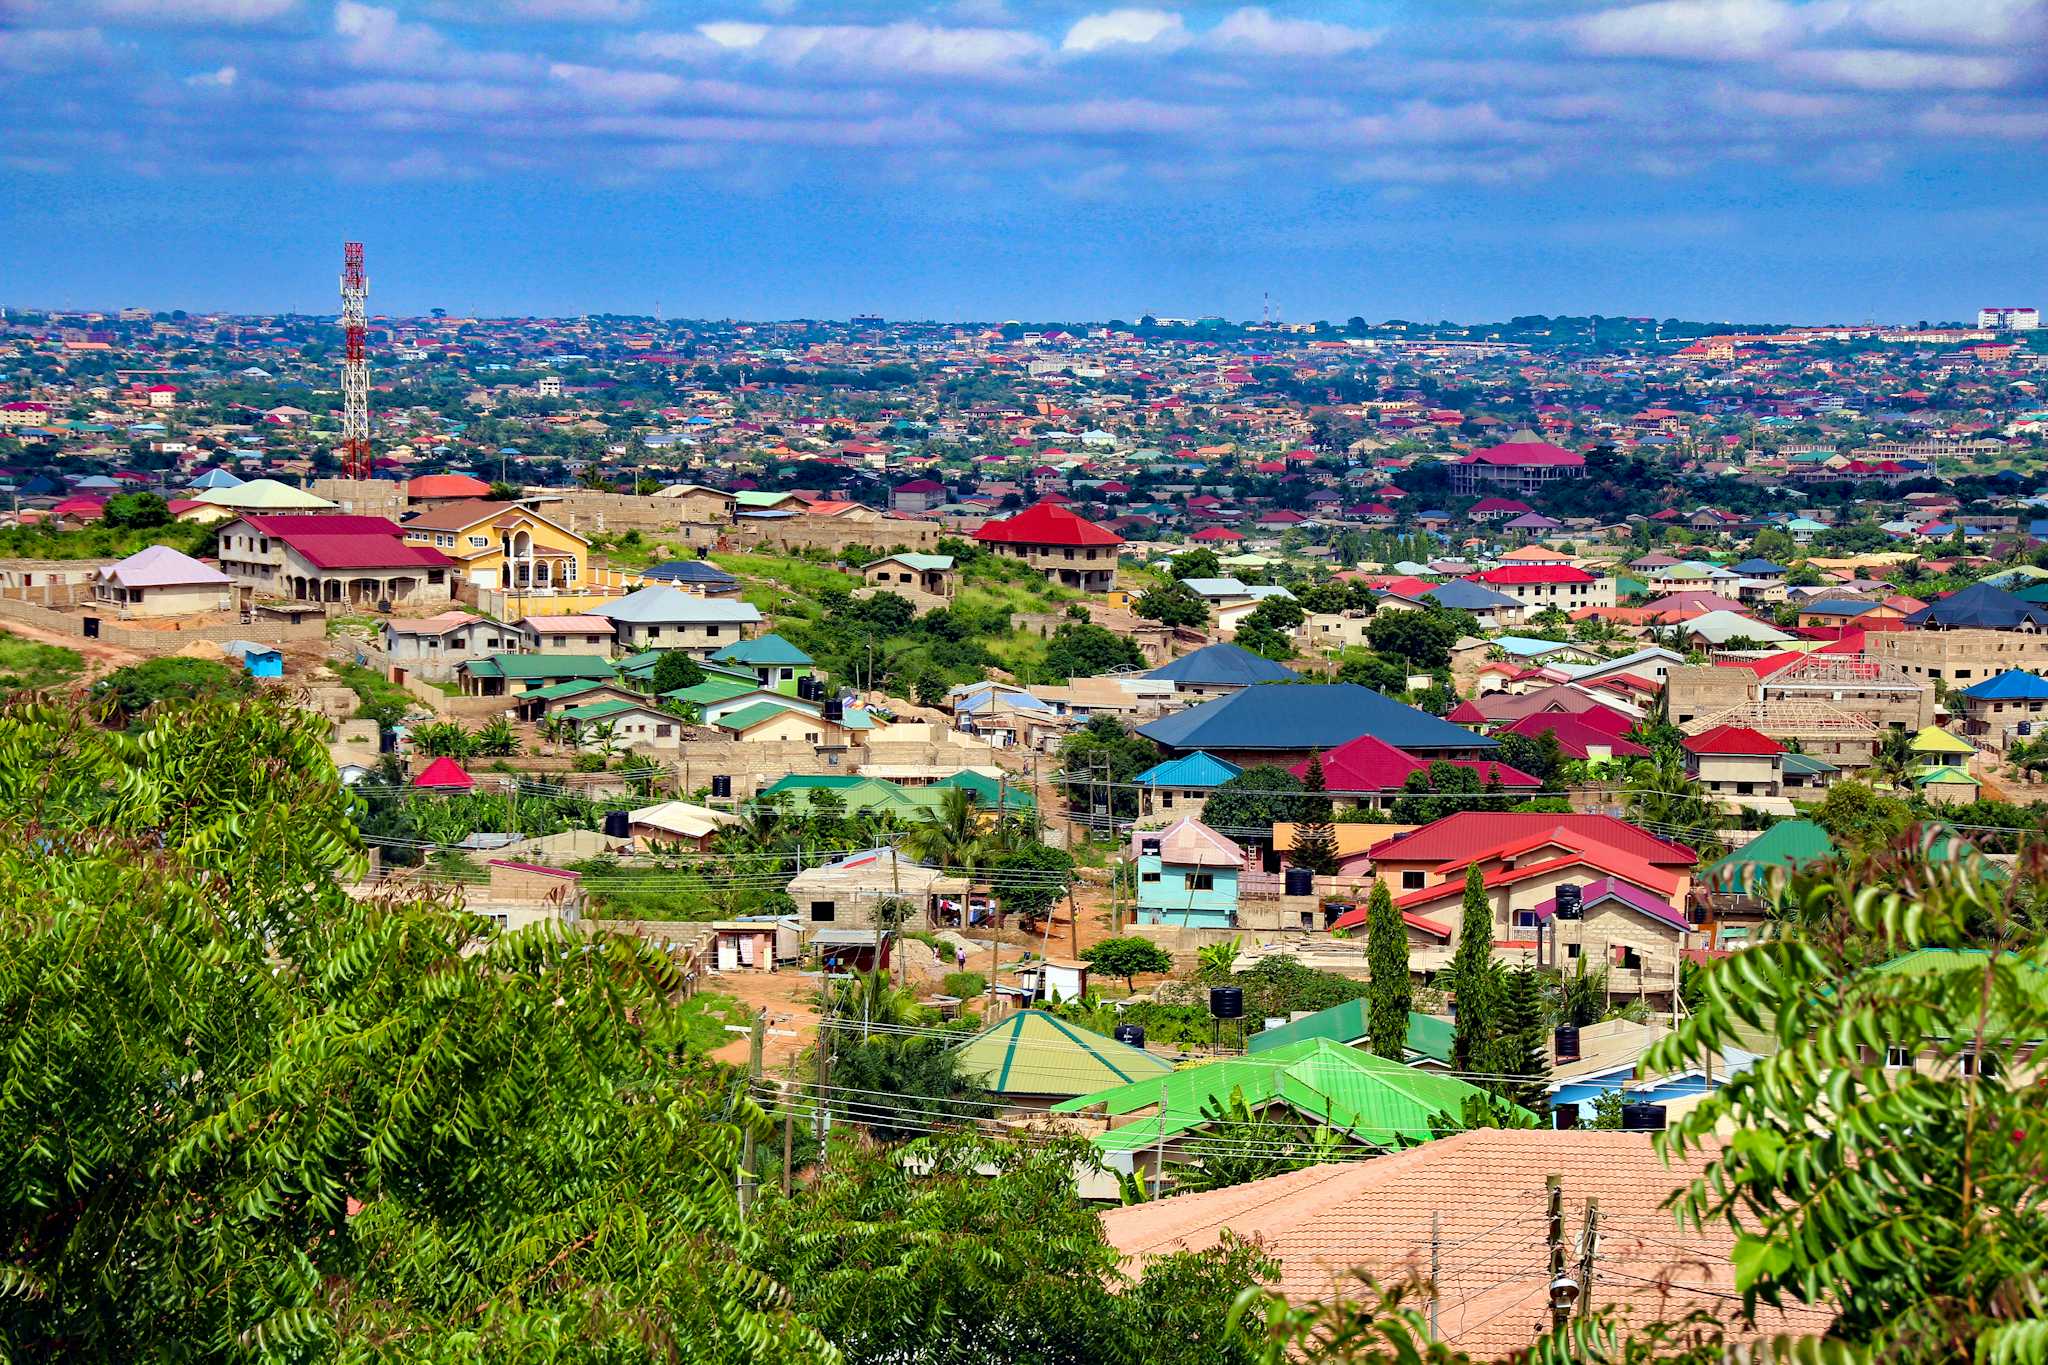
[1130,816,1242,929]
[1131,750,1241,820]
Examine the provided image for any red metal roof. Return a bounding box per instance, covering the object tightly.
[1682,724,1782,756]
[1496,712,1649,759]
[1367,812,1698,867]
[414,756,474,789]
[1291,734,1540,792]
[1470,564,1599,586]
[973,499,1122,548]
[239,513,456,571]
[1461,440,1584,467]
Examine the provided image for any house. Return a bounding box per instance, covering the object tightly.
[223,640,283,679]
[400,500,591,595]
[889,478,947,515]
[710,633,817,692]
[649,483,738,522]
[1422,578,1528,629]
[457,653,616,697]
[215,513,455,608]
[1130,750,1242,820]
[972,499,1122,592]
[641,558,742,596]
[953,1009,1174,1114]
[517,613,617,654]
[1246,1000,1454,1069]
[713,698,869,746]
[555,698,688,752]
[707,919,789,973]
[1137,683,1496,769]
[627,799,741,850]
[1130,817,1242,928]
[1294,733,1540,809]
[1494,712,1649,764]
[1097,1129,1833,1356]
[1448,431,1587,496]
[1956,669,2048,748]
[1359,812,1697,910]
[406,473,492,506]
[1012,958,1091,1005]
[1050,1039,1515,1194]
[1681,724,1786,805]
[861,552,957,599]
[1910,724,1977,770]
[1142,642,1299,698]
[1692,819,1837,946]
[785,847,970,931]
[1529,877,1695,983]
[92,544,230,618]
[1466,564,1616,613]
[382,612,525,680]
[593,585,762,654]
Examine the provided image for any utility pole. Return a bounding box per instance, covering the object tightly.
[1428,1210,1441,1339]
[814,998,832,1171]
[1152,1081,1170,1199]
[1546,1175,1568,1333]
[1575,1197,1600,1318]
[738,1010,764,1216]
[781,1106,795,1196]
[1066,882,1081,962]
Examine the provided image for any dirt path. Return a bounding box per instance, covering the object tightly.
[707,970,822,1074]
[0,618,145,682]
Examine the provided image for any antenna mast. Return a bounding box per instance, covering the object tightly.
[340,241,371,479]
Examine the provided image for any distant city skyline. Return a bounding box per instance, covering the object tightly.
[2,0,2043,321]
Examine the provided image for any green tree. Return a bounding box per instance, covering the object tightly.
[651,649,706,694]
[1495,967,1550,1113]
[1447,863,1500,1073]
[1042,621,1145,680]
[1171,547,1221,581]
[101,490,171,529]
[1621,751,1719,855]
[1081,936,1175,991]
[1364,606,1466,670]
[1363,880,1410,1060]
[1136,581,1209,627]
[0,693,826,1362]
[1812,779,1914,853]
[987,839,1075,928]
[1202,765,1306,833]
[1288,751,1340,875]
[1056,714,1158,818]
[91,655,248,721]
[470,715,520,756]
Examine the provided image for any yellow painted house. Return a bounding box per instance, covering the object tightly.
[402,500,591,593]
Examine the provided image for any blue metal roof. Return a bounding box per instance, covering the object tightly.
[1423,580,1521,611]
[1137,684,1495,755]
[1133,751,1243,788]
[644,559,739,585]
[1144,642,1299,687]
[1906,583,2048,631]
[1959,669,2048,701]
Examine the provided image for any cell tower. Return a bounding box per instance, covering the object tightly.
[340,241,371,479]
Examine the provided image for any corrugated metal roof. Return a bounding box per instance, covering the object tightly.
[1138,684,1494,756]
[954,1010,1173,1097]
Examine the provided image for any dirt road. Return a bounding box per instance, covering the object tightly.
[1,618,145,682]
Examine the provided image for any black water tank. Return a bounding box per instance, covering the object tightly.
[1554,1026,1582,1062]
[1210,986,1244,1019]
[378,728,396,754]
[1555,883,1583,920]
[602,810,630,838]
[824,698,844,721]
[710,774,732,798]
[1284,866,1314,896]
[1554,1102,1581,1130]
[1113,1024,1145,1048]
[1621,1103,1667,1132]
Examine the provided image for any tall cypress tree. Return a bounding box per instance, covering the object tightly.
[1365,879,1411,1060]
[1289,751,1339,876]
[1495,966,1551,1113]
[1449,862,1500,1073]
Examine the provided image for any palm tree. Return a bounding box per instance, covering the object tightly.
[900,786,985,871]
[587,719,620,761]
[472,716,519,757]
[1622,752,1719,855]
[1870,726,1916,789]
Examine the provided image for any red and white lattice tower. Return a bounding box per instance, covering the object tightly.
[340,241,371,479]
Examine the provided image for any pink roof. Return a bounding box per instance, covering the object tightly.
[413,756,474,789]
[1367,812,1697,867]
[1291,735,1540,793]
[1461,440,1584,468]
[99,543,229,589]
[1497,712,1649,760]
[1470,564,1598,586]
[238,512,455,572]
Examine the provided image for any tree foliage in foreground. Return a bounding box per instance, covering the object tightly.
[0,695,825,1363]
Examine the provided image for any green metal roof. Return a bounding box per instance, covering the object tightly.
[712,632,815,667]
[1246,1003,1454,1064]
[1913,765,1978,786]
[954,1009,1173,1097]
[663,676,760,705]
[1702,819,1837,895]
[522,678,622,702]
[1779,752,1838,776]
[472,653,615,681]
[933,769,1035,811]
[559,698,663,722]
[716,700,807,732]
[1051,1037,1518,1153]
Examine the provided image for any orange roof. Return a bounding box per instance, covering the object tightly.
[408,473,492,499]
[1098,1130,1833,1356]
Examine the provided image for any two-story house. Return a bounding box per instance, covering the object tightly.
[1131,817,1243,929]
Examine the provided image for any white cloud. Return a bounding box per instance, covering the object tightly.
[547,61,681,103]
[502,0,643,17]
[185,63,238,85]
[1208,7,1379,58]
[96,0,295,19]
[0,26,114,72]
[1572,0,1816,59]
[333,1,448,67]
[1916,100,2048,137]
[1782,47,2018,88]
[1847,0,2045,45]
[692,19,1046,76]
[1061,8,1188,54]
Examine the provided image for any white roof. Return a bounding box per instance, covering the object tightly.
[593,586,762,625]
[97,543,229,589]
[628,800,740,841]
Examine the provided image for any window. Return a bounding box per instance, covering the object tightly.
[468,535,490,548]
[1513,910,1538,928]
[647,627,661,639]
[1159,791,1174,808]
[706,626,721,638]
[1401,870,1426,890]
[656,724,672,738]
[1566,943,1581,960]
[1619,947,1642,970]
[1961,1050,1999,1079]
[1884,1046,1912,1069]
[1141,871,1161,883]
[809,900,835,922]
[1190,872,1215,891]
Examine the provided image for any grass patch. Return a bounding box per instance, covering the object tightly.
[325,613,382,638]
[0,628,84,692]
[673,991,751,1054]
[331,660,418,727]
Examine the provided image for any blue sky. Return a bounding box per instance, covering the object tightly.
[1,0,2043,321]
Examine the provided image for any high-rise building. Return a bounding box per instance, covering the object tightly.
[1977,306,2039,331]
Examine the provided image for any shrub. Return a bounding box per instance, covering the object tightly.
[942,971,987,999]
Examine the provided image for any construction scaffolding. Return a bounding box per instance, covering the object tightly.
[1758,651,1923,696]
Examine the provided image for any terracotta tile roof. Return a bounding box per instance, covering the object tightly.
[1097,1130,1832,1356]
